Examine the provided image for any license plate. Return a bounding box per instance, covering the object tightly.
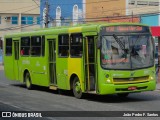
[128,86,137,90]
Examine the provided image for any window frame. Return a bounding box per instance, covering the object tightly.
[129,0,135,5]
[70,33,83,58]
[58,34,69,58]
[21,16,33,25]
[20,37,30,56]
[5,38,12,56]
[149,2,159,6]
[137,1,148,6]
[37,16,40,24]
[12,16,18,25]
[31,36,42,57]
[42,36,45,56]
[20,36,45,57]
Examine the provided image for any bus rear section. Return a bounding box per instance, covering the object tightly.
[97,24,156,96]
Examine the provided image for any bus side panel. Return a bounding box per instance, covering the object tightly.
[68,58,84,91]
[30,57,49,87]
[4,56,15,80]
[18,57,31,83]
[19,57,49,86]
[56,58,68,89]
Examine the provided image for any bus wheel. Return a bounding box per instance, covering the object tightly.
[25,72,32,90]
[73,77,83,99]
[117,93,129,97]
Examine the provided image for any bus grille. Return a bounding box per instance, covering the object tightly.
[113,76,149,84]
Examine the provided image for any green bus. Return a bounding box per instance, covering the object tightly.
[4,23,156,98]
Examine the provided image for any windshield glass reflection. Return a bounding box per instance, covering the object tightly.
[101,35,154,70]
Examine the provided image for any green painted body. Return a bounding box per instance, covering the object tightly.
[4,23,156,95]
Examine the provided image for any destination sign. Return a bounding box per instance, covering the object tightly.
[101,25,149,33]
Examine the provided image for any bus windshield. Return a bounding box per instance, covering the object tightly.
[101,34,154,70]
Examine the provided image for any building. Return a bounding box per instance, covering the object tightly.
[126,0,159,15]
[126,0,160,45]
[85,0,141,23]
[0,0,40,40]
[126,0,160,25]
[85,0,126,20]
[0,0,40,63]
[40,0,84,27]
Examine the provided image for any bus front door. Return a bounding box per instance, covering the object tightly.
[13,40,19,80]
[84,36,96,92]
[48,39,57,85]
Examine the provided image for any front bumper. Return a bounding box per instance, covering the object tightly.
[99,80,156,95]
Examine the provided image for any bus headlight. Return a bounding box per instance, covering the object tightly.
[106,79,111,83]
[149,76,154,80]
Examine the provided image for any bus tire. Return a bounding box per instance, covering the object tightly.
[25,72,32,90]
[73,77,83,99]
[117,93,129,97]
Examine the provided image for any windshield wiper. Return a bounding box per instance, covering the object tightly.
[113,34,125,50]
[112,34,129,58]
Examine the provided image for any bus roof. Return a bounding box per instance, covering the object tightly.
[5,23,148,38]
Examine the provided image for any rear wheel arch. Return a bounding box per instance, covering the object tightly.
[23,69,30,82]
[72,76,83,99]
[23,70,32,90]
[69,74,78,90]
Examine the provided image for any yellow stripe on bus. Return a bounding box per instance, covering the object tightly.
[68,58,82,87]
[68,27,82,33]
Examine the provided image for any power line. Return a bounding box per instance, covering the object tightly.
[0,0,117,4]
[0,1,159,31]
[32,0,40,7]
[0,0,158,14]
[1,11,159,32]
[58,4,159,17]
[47,0,119,6]
[0,5,37,13]
[0,6,39,22]
[13,0,156,20]
[44,6,159,22]
[0,18,42,31]
[55,11,160,21]
[22,6,39,13]
[44,1,159,20]
[0,0,38,3]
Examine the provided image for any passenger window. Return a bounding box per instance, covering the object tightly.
[21,37,30,56]
[6,38,12,55]
[31,36,41,56]
[70,33,83,57]
[58,34,69,57]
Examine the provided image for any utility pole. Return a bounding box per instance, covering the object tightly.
[44,0,49,28]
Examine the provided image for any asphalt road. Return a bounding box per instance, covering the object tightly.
[0,67,160,120]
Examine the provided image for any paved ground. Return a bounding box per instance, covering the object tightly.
[0,65,160,120]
